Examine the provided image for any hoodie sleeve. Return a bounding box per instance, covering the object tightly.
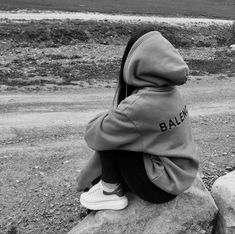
[84,101,142,152]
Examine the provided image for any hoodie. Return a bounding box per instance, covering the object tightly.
[85,31,199,195]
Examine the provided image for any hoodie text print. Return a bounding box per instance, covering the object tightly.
[159,105,188,132]
[85,31,199,195]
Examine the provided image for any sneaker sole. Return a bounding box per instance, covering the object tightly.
[80,197,128,210]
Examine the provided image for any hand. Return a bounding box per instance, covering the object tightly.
[76,152,102,192]
[76,170,91,192]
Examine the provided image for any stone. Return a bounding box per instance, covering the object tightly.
[211,171,235,234]
[68,174,217,234]
[230,44,235,51]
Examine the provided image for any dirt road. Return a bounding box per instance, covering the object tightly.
[0,75,235,234]
[0,11,233,26]
[1,75,234,132]
[0,79,234,136]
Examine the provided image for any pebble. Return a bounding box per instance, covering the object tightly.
[68,215,74,222]
[230,44,235,51]
[225,166,235,171]
[63,160,70,164]
[49,209,54,213]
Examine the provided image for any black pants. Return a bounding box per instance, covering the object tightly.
[99,150,176,204]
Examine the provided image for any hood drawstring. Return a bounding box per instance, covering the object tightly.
[125,84,128,98]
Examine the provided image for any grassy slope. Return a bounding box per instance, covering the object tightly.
[0,19,234,87]
[0,0,235,19]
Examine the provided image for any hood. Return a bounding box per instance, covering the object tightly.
[123,31,189,87]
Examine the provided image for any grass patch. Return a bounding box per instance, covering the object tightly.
[0,20,234,48]
[0,20,234,87]
[187,59,235,75]
[1,52,234,87]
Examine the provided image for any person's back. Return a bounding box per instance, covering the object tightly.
[123,87,198,194]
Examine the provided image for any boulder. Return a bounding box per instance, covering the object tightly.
[211,171,235,234]
[69,175,217,234]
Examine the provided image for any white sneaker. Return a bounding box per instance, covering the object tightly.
[80,180,128,210]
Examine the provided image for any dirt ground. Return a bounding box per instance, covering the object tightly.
[0,73,234,234]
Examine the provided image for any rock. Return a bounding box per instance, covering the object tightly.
[68,175,217,234]
[230,44,235,51]
[211,171,235,234]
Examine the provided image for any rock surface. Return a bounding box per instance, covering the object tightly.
[68,175,218,234]
[212,171,235,234]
